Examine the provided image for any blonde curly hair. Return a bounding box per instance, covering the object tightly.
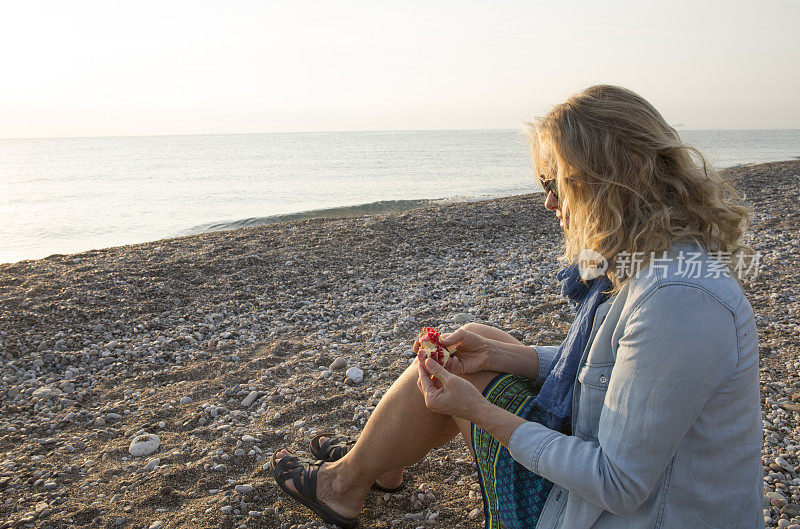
[526,84,754,293]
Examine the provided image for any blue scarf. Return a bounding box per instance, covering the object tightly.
[533,264,612,433]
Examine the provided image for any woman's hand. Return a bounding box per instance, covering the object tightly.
[438,327,494,376]
[416,358,487,420]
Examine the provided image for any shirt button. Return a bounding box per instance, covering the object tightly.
[599,375,608,384]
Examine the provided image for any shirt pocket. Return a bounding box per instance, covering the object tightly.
[575,363,614,440]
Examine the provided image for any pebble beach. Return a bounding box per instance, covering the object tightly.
[1,160,798,529]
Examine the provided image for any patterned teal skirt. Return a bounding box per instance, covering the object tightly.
[471,374,555,529]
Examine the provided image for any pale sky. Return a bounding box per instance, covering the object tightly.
[1,0,798,139]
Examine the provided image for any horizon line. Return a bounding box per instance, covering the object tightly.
[2,126,800,142]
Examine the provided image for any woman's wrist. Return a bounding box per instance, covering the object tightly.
[485,339,501,372]
[486,340,540,380]
[469,399,527,447]
[465,395,494,424]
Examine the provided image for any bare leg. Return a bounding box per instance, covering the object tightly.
[275,323,520,518]
[315,364,461,490]
[459,322,524,346]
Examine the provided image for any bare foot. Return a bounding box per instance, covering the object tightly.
[316,436,404,491]
[274,449,363,519]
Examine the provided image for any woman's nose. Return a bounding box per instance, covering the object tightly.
[544,191,559,211]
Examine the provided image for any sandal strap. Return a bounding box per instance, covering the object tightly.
[317,435,355,460]
[275,454,324,503]
[272,452,358,529]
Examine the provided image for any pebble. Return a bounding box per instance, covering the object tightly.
[767,491,788,507]
[31,386,62,401]
[235,484,254,494]
[149,522,164,529]
[454,312,475,324]
[330,357,347,370]
[143,458,160,471]
[180,396,193,404]
[346,367,364,384]
[129,434,160,457]
[241,390,259,407]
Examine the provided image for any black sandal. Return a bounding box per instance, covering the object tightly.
[309,433,404,493]
[271,452,358,529]
[310,432,356,462]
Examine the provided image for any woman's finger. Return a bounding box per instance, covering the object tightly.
[417,355,431,376]
[443,357,453,372]
[425,358,456,385]
[444,356,462,375]
[417,362,436,393]
[438,329,464,348]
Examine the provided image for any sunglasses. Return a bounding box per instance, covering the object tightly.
[539,175,559,200]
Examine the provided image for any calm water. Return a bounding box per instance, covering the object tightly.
[1,129,798,264]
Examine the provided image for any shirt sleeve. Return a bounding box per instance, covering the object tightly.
[533,345,561,386]
[509,284,738,515]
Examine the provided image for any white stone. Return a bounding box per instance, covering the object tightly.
[31,386,62,401]
[346,367,364,383]
[143,458,160,471]
[241,390,259,407]
[454,313,475,324]
[129,434,160,457]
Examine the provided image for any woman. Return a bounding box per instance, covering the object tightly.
[271,85,764,528]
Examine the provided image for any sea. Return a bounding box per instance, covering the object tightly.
[1,129,798,265]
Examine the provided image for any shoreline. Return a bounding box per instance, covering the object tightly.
[3,153,799,267]
[0,160,799,528]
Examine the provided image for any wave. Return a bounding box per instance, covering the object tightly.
[179,196,492,236]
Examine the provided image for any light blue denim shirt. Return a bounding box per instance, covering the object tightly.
[510,240,764,528]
